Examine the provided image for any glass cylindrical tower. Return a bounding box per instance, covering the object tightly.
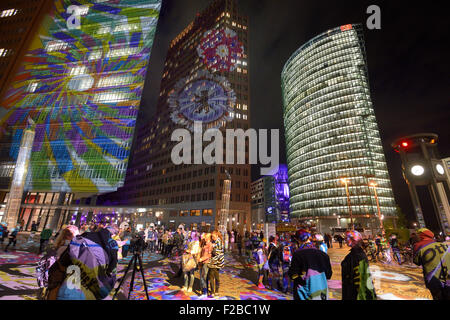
[281,24,397,230]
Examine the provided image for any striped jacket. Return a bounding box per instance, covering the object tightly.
[208,238,225,269]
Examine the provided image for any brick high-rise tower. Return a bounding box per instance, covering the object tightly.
[101,0,251,233]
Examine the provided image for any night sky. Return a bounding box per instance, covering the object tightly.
[137,0,450,223]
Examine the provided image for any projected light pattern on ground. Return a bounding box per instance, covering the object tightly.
[0,0,161,193]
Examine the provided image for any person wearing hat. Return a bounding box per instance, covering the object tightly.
[288,229,332,300]
[413,228,450,300]
[341,230,377,300]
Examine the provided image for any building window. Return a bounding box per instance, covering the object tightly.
[190,209,201,216]
[202,209,213,216]
[180,210,189,216]
[1,9,18,18]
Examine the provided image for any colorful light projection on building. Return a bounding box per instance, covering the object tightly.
[0,0,161,193]
[168,70,235,131]
[266,164,290,223]
[197,27,244,73]
[273,164,290,222]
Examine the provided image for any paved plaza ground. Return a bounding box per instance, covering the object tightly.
[0,238,432,300]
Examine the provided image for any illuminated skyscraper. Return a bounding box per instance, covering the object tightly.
[0,0,162,193]
[281,24,397,231]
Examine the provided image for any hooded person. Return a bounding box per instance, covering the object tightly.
[53,224,119,300]
[341,230,377,300]
[288,229,332,300]
[413,228,450,300]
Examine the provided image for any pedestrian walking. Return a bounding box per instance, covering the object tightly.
[4,226,20,252]
[288,229,332,300]
[413,228,450,300]
[341,230,377,300]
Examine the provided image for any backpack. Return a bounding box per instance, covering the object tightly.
[282,245,292,263]
[64,234,117,299]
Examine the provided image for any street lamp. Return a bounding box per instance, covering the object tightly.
[340,178,354,230]
[369,181,385,234]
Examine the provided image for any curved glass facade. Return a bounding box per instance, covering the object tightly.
[281,24,397,223]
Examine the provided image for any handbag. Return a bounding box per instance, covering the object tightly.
[183,254,197,272]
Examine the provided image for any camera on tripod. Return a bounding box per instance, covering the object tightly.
[130,234,145,254]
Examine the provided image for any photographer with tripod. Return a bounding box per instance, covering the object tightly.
[112,231,150,300]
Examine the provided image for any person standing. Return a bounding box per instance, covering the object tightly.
[31,221,38,232]
[236,232,243,256]
[148,227,157,253]
[253,241,268,289]
[413,228,450,300]
[173,227,185,258]
[267,236,282,291]
[224,231,229,253]
[198,233,213,298]
[280,238,294,294]
[288,229,332,300]
[341,230,377,300]
[157,228,163,253]
[336,234,344,248]
[208,230,224,298]
[39,227,53,254]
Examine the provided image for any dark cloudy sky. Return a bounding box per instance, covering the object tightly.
[137,0,450,223]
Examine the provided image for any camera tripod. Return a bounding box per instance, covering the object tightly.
[112,250,149,300]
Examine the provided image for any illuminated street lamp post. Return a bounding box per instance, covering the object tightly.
[369,181,385,234]
[340,178,354,230]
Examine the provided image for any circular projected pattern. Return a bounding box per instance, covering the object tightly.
[197,27,244,73]
[168,70,235,131]
[436,164,444,175]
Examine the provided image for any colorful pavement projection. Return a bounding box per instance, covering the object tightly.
[0,246,432,300]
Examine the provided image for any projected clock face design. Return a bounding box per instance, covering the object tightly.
[168,70,235,131]
[197,27,244,72]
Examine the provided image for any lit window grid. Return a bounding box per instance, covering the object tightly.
[282,24,397,218]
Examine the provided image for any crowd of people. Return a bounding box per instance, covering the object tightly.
[1,218,449,300]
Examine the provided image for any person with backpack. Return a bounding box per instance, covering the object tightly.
[42,225,79,300]
[413,228,450,300]
[253,241,268,289]
[267,236,282,291]
[54,224,119,300]
[281,238,294,294]
[288,229,332,300]
[4,225,20,252]
[208,230,224,298]
[341,230,377,300]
